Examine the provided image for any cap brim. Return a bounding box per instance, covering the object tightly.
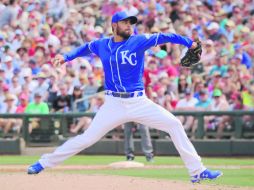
[122,16,137,24]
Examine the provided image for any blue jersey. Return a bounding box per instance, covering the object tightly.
[63,33,193,92]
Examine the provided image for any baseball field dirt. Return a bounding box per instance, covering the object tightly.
[1,173,252,190]
[0,165,253,190]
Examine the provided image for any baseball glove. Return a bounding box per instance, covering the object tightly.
[180,40,202,67]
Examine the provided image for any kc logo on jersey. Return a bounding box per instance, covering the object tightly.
[120,50,137,66]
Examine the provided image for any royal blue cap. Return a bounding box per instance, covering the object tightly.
[111,11,137,24]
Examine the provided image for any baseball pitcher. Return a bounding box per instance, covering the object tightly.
[27,11,222,183]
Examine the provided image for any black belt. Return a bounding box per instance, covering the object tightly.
[105,91,144,98]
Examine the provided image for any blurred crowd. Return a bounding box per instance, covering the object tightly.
[0,0,254,137]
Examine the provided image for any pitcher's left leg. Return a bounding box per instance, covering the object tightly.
[131,98,222,182]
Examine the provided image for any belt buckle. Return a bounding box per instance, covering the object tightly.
[120,92,130,98]
[112,92,120,97]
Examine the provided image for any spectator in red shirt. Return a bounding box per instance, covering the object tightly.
[14,93,29,134]
[143,69,152,98]
[16,93,29,113]
[159,56,178,77]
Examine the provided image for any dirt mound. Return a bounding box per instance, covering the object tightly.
[0,173,251,190]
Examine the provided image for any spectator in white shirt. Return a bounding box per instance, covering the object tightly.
[176,88,198,132]
[0,93,18,136]
[124,0,139,16]
[3,55,15,83]
[9,75,22,96]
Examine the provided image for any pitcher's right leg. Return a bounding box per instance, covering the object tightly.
[28,97,128,174]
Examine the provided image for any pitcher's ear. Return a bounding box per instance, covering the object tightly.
[112,23,117,32]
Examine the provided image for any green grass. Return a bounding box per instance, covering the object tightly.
[0,155,254,187]
[1,155,254,166]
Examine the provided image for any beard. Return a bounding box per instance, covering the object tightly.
[116,25,131,40]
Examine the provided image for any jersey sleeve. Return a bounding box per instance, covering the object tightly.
[138,33,193,51]
[63,40,99,62]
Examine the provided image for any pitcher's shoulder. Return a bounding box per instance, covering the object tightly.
[133,34,156,41]
[90,37,111,44]
[128,34,148,43]
[89,37,111,49]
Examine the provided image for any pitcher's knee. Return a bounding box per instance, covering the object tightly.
[164,117,184,133]
[77,133,100,148]
[171,117,183,128]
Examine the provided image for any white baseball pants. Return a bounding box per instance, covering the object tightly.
[39,95,205,176]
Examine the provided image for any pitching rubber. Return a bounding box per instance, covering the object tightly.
[108,161,145,169]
